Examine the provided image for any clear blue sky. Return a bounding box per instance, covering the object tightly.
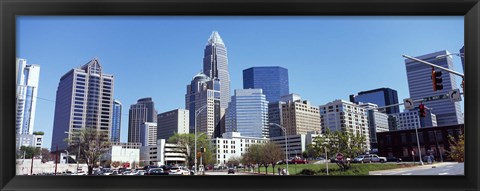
[17,16,464,150]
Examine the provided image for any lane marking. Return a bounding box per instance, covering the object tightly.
[439,172,449,175]
[401,173,412,175]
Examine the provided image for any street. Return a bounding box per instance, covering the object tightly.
[369,162,464,175]
[203,170,260,176]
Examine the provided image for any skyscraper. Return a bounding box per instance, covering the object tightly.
[203,31,230,109]
[111,100,122,142]
[405,50,463,126]
[128,97,157,143]
[51,58,114,151]
[185,72,221,138]
[16,58,40,135]
[349,88,399,114]
[140,122,157,146]
[281,94,321,136]
[358,103,389,151]
[157,109,189,140]
[243,66,289,103]
[225,89,269,138]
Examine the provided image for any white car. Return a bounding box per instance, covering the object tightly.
[368,154,387,163]
[169,167,190,175]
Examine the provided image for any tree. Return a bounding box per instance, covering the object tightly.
[243,144,263,173]
[226,156,241,167]
[19,146,41,159]
[40,148,54,163]
[447,131,464,162]
[167,133,215,168]
[65,128,110,175]
[262,142,284,175]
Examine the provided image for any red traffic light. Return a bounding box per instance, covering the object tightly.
[431,68,443,91]
[418,103,426,118]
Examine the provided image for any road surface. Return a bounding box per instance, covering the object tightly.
[369,162,464,175]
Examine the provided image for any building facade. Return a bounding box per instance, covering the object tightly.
[349,88,399,114]
[203,31,231,110]
[405,50,463,126]
[101,144,141,169]
[51,58,114,151]
[140,139,187,166]
[268,101,285,137]
[281,94,321,136]
[157,109,189,140]
[212,132,269,166]
[269,132,320,158]
[388,109,437,131]
[319,99,370,151]
[140,122,157,147]
[16,133,43,149]
[111,100,122,142]
[128,97,157,143]
[243,66,289,103]
[16,58,40,135]
[185,72,222,138]
[358,103,389,152]
[225,89,269,138]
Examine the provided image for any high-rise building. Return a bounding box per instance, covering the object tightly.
[268,101,285,137]
[358,103,389,152]
[111,100,122,142]
[460,46,465,72]
[157,109,189,140]
[405,50,463,126]
[140,122,157,146]
[203,31,230,109]
[320,99,370,151]
[349,88,399,114]
[51,58,114,151]
[128,98,157,143]
[225,89,269,138]
[185,72,221,138]
[243,66,289,103]
[280,94,321,136]
[16,58,40,135]
[388,109,437,131]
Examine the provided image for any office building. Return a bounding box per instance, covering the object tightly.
[388,109,437,131]
[51,58,114,151]
[203,31,231,109]
[128,97,157,143]
[185,72,221,138]
[280,94,321,136]
[140,122,157,146]
[140,139,187,166]
[157,109,189,140]
[16,133,43,149]
[358,103,389,152]
[111,100,122,142]
[268,101,284,137]
[350,88,399,114]
[101,144,140,169]
[405,50,463,126]
[212,132,269,165]
[320,99,370,151]
[243,66,289,103]
[225,89,269,138]
[16,58,40,135]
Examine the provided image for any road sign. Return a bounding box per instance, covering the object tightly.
[449,89,462,102]
[423,94,449,102]
[403,98,414,110]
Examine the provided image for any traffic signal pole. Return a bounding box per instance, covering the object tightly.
[402,55,464,78]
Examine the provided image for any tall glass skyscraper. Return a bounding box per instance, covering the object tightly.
[51,58,114,151]
[128,97,157,143]
[405,50,463,126]
[111,99,122,142]
[349,88,399,114]
[16,58,40,135]
[185,72,222,138]
[243,66,289,103]
[226,89,269,138]
[203,31,230,109]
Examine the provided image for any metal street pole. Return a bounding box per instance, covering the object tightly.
[194,105,207,175]
[325,147,329,175]
[402,55,464,78]
[415,116,424,166]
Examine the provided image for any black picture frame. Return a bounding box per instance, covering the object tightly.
[1,0,479,191]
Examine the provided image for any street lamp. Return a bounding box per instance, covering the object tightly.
[65,131,81,174]
[194,104,208,175]
[269,123,289,175]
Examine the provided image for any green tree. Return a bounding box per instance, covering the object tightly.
[243,144,263,173]
[262,142,284,175]
[19,146,41,159]
[65,128,110,175]
[447,131,464,162]
[167,133,215,168]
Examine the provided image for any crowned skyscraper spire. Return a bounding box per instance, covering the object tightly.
[203,31,230,109]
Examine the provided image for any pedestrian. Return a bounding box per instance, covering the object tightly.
[278,167,281,175]
[282,168,286,175]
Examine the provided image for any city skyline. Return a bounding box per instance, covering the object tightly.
[17,16,464,149]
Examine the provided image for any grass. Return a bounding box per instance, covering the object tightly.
[243,163,415,176]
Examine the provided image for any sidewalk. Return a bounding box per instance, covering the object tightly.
[369,162,459,175]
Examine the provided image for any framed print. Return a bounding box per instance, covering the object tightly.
[1,0,479,191]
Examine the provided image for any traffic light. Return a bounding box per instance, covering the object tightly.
[461,78,465,93]
[418,103,426,118]
[431,68,443,91]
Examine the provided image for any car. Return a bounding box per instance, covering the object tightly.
[169,166,190,175]
[386,156,403,162]
[291,157,308,164]
[228,168,235,174]
[146,168,169,175]
[353,155,368,163]
[369,154,387,163]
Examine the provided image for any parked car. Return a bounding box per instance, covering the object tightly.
[386,156,402,163]
[291,157,308,164]
[369,154,387,163]
[353,155,368,163]
[169,166,190,175]
[228,168,235,174]
[146,168,169,175]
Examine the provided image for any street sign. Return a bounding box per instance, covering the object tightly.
[449,89,462,102]
[403,98,414,110]
[423,94,449,102]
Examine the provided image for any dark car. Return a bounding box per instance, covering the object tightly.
[228,168,235,174]
[146,168,169,175]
